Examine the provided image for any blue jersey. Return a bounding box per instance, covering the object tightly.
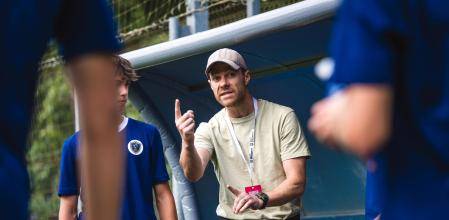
[330,0,449,219]
[326,81,386,220]
[364,154,386,220]
[58,118,169,220]
[0,0,120,219]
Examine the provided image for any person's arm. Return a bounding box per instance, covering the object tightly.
[308,84,393,159]
[227,157,307,213]
[265,157,306,206]
[67,54,124,220]
[58,136,81,220]
[59,196,78,220]
[55,0,124,218]
[228,110,310,214]
[180,145,211,182]
[263,111,309,206]
[175,99,211,182]
[154,182,177,220]
[307,0,398,159]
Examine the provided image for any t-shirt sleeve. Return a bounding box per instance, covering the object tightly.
[151,128,170,184]
[54,0,121,61]
[194,122,214,155]
[330,0,402,84]
[280,111,311,161]
[58,137,79,196]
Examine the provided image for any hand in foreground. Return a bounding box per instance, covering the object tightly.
[308,93,347,147]
[227,185,263,214]
[308,85,392,159]
[174,99,195,146]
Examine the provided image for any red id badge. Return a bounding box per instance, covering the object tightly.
[245,185,262,196]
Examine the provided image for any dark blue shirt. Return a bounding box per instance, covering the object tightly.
[0,0,120,219]
[326,82,386,220]
[330,0,449,219]
[58,118,169,220]
[365,154,386,220]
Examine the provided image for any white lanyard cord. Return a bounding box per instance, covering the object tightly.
[224,98,258,185]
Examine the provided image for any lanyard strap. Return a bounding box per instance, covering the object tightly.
[224,98,258,184]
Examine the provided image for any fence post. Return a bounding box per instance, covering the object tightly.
[247,0,260,17]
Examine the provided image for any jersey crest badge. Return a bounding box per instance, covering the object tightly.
[128,140,143,155]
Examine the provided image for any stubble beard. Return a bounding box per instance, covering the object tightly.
[221,90,246,109]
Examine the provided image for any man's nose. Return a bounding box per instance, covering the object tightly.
[219,77,229,88]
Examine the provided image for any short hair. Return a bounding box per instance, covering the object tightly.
[112,55,139,84]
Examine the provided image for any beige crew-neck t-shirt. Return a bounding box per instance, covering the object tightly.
[195,99,311,219]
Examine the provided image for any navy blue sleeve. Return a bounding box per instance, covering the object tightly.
[58,136,79,196]
[365,154,387,219]
[329,0,404,84]
[54,0,121,61]
[150,128,170,184]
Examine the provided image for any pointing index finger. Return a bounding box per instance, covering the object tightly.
[175,99,182,120]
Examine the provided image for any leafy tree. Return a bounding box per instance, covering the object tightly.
[28,65,73,220]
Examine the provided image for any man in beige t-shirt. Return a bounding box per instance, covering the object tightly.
[175,48,311,219]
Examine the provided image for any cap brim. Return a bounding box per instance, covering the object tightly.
[205,60,241,74]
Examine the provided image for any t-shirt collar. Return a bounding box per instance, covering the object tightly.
[118,116,128,132]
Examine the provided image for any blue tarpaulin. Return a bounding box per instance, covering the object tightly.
[123,1,365,219]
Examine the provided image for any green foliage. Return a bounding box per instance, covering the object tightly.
[113,0,185,33]
[125,102,144,121]
[124,31,168,52]
[27,65,74,220]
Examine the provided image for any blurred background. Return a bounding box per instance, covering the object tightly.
[29,1,304,219]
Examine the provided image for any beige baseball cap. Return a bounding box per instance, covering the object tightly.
[205,48,248,74]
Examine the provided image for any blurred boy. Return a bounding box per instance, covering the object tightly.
[59,55,177,220]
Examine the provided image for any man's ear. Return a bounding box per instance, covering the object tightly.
[208,79,214,90]
[244,70,251,86]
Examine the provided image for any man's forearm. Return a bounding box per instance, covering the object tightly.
[265,178,305,207]
[263,158,306,207]
[179,142,204,182]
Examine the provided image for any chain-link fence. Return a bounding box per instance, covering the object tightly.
[41,0,303,69]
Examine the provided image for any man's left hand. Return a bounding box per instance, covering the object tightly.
[227,185,263,214]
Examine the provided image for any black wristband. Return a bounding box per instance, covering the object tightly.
[256,192,269,209]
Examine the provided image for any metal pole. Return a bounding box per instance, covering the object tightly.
[186,0,208,34]
[247,0,261,17]
[129,84,199,220]
[169,17,181,41]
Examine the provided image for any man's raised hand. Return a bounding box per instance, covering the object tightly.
[175,99,195,146]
